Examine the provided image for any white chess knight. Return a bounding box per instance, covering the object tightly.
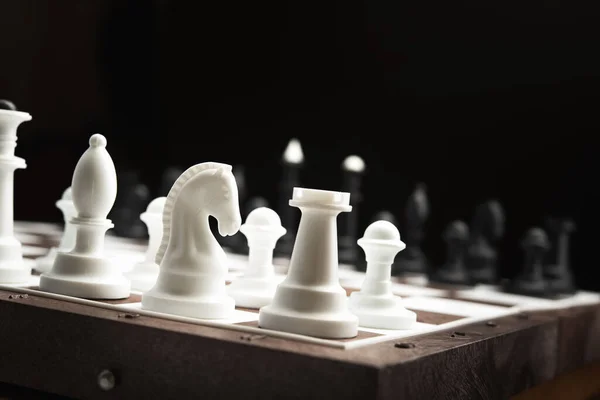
[39,134,130,299]
[125,196,166,292]
[227,207,286,308]
[142,162,242,319]
[0,106,32,283]
[35,187,77,273]
[349,220,416,330]
[259,188,359,339]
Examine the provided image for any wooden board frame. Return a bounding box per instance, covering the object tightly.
[1,288,599,399]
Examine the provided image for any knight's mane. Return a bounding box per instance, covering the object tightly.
[155,162,232,265]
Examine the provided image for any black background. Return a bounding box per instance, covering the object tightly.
[1,1,598,289]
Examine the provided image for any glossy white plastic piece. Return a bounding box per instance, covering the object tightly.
[0,108,31,283]
[349,220,417,329]
[35,187,77,273]
[40,134,130,299]
[125,197,166,291]
[227,207,286,308]
[142,162,242,319]
[259,188,359,339]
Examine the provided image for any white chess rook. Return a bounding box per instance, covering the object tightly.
[259,188,359,339]
[227,207,286,308]
[0,107,32,283]
[40,134,130,299]
[126,197,166,291]
[142,162,242,319]
[35,187,77,273]
[349,221,416,329]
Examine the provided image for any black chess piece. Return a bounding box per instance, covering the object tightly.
[218,165,247,254]
[275,139,303,257]
[394,183,429,275]
[544,217,577,295]
[339,155,365,265]
[158,167,183,197]
[429,220,471,286]
[466,200,505,284]
[505,227,550,297]
[111,171,151,238]
[0,100,17,110]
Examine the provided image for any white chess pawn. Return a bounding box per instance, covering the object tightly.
[0,105,31,283]
[125,197,166,292]
[259,188,359,339]
[40,134,130,299]
[35,187,77,273]
[227,207,286,308]
[349,220,416,329]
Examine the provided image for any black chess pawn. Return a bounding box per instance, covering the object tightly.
[339,155,366,265]
[429,220,471,286]
[467,200,505,284]
[158,167,183,197]
[544,217,577,295]
[505,227,550,297]
[394,183,429,275]
[111,171,151,238]
[275,139,303,257]
[0,99,17,110]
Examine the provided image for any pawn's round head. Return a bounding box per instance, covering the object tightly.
[521,227,550,251]
[443,220,469,242]
[358,220,406,262]
[62,187,72,201]
[146,197,167,214]
[358,220,406,251]
[0,99,17,111]
[246,207,282,227]
[240,207,286,239]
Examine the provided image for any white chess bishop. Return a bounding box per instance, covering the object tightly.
[227,207,286,308]
[142,162,242,319]
[349,220,416,329]
[259,188,359,339]
[0,105,32,283]
[125,196,166,292]
[39,134,130,299]
[35,187,77,273]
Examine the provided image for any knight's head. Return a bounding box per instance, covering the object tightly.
[209,166,242,237]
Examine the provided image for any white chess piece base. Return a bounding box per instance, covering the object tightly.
[227,278,277,309]
[349,293,417,330]
[259,285,358,339]
[35,247,58,273]
[0,239,30,283]
[126,261,159,292]
[40,252,129,299]
[142,271,235,319]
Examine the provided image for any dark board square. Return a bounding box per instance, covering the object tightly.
[410,309,464,325]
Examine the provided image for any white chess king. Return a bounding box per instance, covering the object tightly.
[39,134,130,299]
[0,105,32,283]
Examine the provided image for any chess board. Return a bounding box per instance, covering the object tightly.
[1,221,600,399]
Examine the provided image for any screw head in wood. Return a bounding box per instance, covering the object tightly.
[97,369,116,391]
